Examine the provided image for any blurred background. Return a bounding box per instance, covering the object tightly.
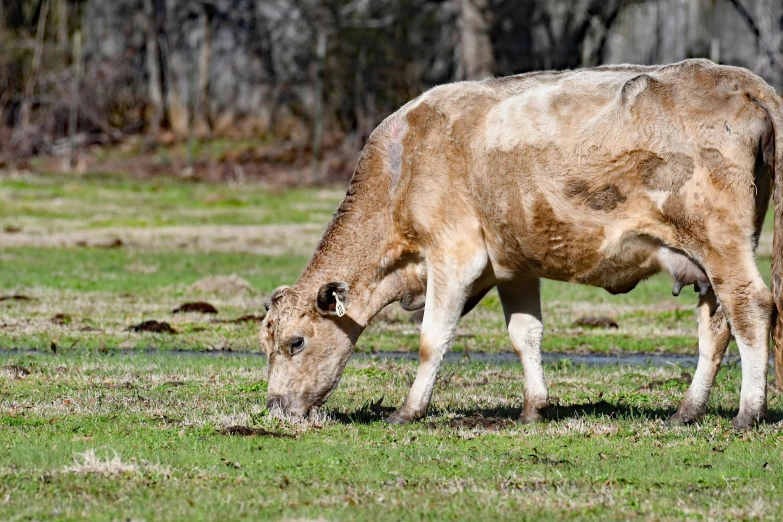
[1,0,782,184]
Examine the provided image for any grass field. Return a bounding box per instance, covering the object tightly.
[1,171,782,520]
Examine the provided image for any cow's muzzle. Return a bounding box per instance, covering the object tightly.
[267,394,310,417]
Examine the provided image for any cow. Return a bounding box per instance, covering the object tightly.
[259,59,783,430]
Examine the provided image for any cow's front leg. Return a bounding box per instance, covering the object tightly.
[670,289,731,424]
[387,249,488,424]
[497,279,547,423]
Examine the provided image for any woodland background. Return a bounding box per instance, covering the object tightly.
[1,0,782,182]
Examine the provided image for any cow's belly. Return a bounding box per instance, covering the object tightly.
[486,222,709,296]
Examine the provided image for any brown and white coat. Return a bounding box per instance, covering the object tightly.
[260,59,783,430]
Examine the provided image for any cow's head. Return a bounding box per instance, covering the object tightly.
[260,282,361,417]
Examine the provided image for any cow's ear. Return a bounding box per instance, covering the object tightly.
[316,282,349,317]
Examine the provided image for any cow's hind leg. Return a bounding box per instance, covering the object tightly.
[670,289,731,424]
[386,249,488,424]
[497,279,547,423]
[706,250,772,429]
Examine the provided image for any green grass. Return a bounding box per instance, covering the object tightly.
[1,170,781,520]
[0,172,343,227]
[0,352,781,521]
[0,247,307,294]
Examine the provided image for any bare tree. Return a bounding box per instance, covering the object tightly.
[194,1,213,136]
[144,0,165,133]
[18,0,50,128]
[456,0,494,80]
[726,0,783,79]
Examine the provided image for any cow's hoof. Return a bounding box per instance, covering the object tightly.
[732,411,765,431]
[386,410,416,425]
[518,399,548,424]
[668,412,698,426]
[518,410,543,424]
[669,404,705,426]
[518,404,547,424]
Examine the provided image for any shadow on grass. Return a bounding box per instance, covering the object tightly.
[328,398,783,426]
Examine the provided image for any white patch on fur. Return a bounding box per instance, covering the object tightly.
[484,85,563,150]
[384,114,408,192]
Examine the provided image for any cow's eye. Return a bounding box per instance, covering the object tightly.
[290,337,305,355]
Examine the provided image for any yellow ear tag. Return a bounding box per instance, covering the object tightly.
[333,292,346,317]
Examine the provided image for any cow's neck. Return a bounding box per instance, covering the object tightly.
[296,167,409,328]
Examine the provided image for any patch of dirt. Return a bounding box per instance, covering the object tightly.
[2,364,31,377]
[79,326,103,332]
[0,294,35,302]
[188,275,255,295]
[172,301,219,314]
[100,238,124,249]
[128,320,177,334]
[51,313,72,325]
[3,225,22,233]
[75,238,124,249]
[0,224,324,257]
[572,316,619,329]
[219,426,297,438]
[449,415,513,430]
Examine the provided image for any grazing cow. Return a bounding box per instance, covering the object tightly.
[260,59,783,430]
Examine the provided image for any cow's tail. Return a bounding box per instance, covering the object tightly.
[754,89,783,391]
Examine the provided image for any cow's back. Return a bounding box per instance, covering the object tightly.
[395,59,773,289]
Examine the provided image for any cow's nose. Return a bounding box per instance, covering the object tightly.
[267,394,311,417]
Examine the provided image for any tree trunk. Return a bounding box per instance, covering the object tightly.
[195,4,212,136]
[57,0,68,46]
[456,0,494,80]
[68,30,81,171]
[310,28,326,184]
[144,0,164,134]
[19,0,50,128]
